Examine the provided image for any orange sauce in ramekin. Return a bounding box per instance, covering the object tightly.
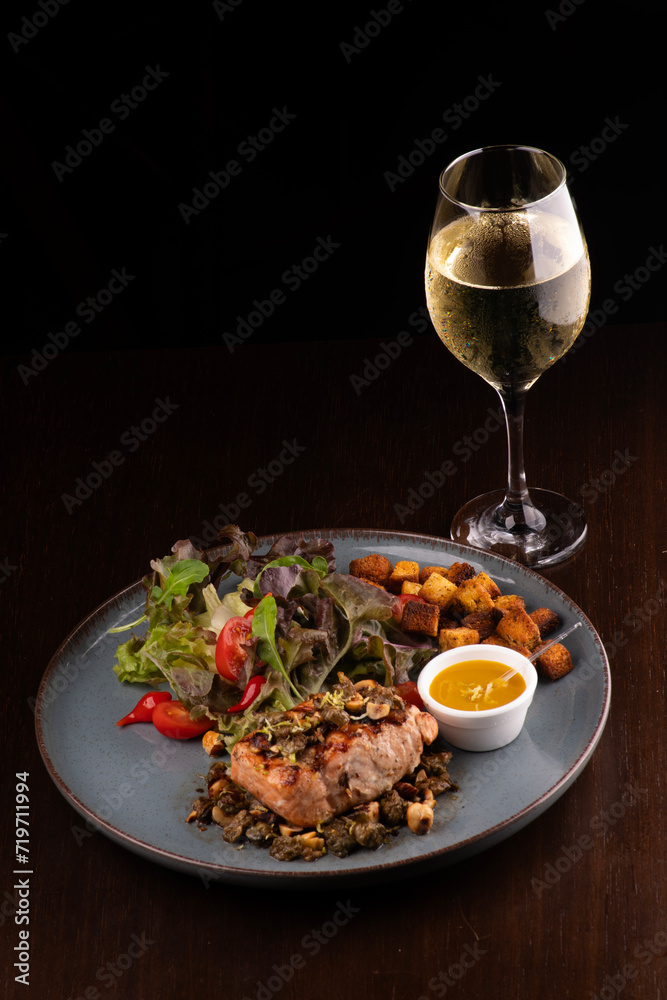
[429,660,526,712]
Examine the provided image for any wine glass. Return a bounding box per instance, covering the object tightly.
[424,144,591,568]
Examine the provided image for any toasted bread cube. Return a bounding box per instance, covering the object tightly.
[438,627,480,651]
[401,600,440,637]
[349,554,393,587]
[530,608,561,638]
[401,580,423,596]
[419,572,458,610]
[494,594,526,613]
[535,643,573,680]
[446,561,476,586]
[453,579,495,615]
[495,608,541,651]
[387,560,420,594]
[419,565,449,584]
[461,610,500,641]
[472,572,502,599]
[438,614,460,631]
[482,634,531,657]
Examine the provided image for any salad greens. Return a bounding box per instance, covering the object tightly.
[112,526,437,746]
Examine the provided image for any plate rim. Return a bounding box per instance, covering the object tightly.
[35,527,611,886]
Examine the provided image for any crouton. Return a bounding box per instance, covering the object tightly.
[438,627,480,651]
[473,572,502,599]
[401,601,440,637]
[349,554,393,587]
[446,561,476,586]
[460,610,500,641]
[494,594,526,613]
[438,614,460,631]
[535,643,573,680]
[387,560,420,594]
[401,580,423,596]
[530,608,561,638]
[419,565,449,584]
[453,578,495,615]
[481,634,531,657]
[495,607,542,651]
[419,572,458,610]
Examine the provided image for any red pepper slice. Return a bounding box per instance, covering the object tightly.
[226,675,266,714]
[116,690,173,726]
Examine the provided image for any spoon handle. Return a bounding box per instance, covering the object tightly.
[527,621,583,662]
[498,621,583,682]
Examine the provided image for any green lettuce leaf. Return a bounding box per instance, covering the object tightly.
[113,634,165,685]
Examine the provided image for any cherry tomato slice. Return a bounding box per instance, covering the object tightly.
[392,593,427,623]
[151,700,212,740]
[215,615,254,681]
[116,690,172,726]
[394,681,425,711]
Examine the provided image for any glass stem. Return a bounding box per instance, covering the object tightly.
[497,386,546,532]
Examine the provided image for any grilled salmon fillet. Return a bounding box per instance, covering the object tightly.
[230,686,438,828]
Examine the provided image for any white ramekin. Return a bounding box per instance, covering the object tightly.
[417,644,538,752]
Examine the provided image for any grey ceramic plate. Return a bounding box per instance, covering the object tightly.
[36,530,610,889]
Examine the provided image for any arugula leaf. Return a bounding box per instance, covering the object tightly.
[251,595,302,701]
[150,559,210,609]
[110,559,209,634]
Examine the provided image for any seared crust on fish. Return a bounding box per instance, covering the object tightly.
[230,684,438,829]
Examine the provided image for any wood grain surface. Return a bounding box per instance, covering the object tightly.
[3,321,666,999]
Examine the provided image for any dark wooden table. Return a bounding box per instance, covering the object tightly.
[3,320,666,998]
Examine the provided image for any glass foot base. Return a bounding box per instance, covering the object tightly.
[450,488,587,569]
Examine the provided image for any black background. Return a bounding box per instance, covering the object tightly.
[2,1,663,359]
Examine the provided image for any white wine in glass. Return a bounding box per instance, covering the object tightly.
[425,145,591,567]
